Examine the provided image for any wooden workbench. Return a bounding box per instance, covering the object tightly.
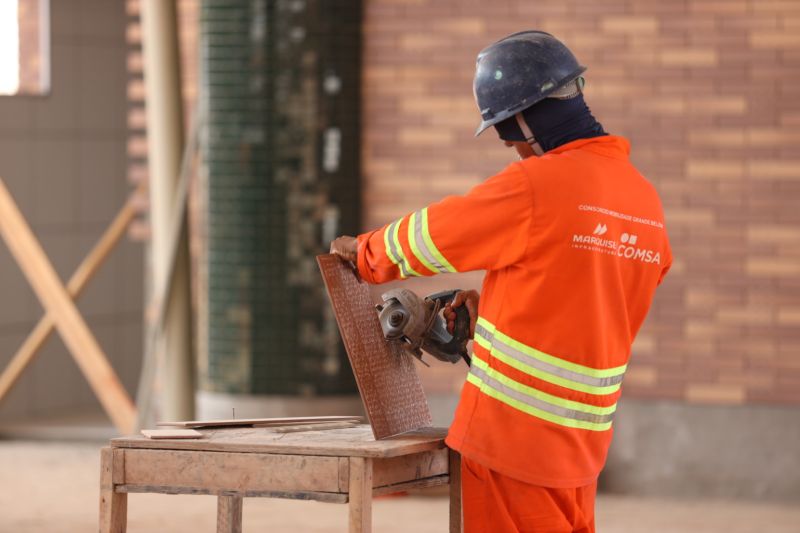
[100,424,461,533]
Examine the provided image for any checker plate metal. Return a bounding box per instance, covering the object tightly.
[317,254,432,439]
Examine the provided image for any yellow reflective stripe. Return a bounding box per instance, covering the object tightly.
[391,219,422,277]
[474,321,622,396]
[384,217,421,278]
[476,317,627,378]
[478,338,620,395]
[467,370,613,432]
[407,211,439,274]
[473,331,492,351]
[382,221,406,279]
[471,354,616,416]
[420,208,457,273]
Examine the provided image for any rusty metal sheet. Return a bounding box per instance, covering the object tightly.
[317,254,432,440]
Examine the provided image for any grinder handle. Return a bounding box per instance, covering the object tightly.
[450,305,472,366]
[427,290,472,366]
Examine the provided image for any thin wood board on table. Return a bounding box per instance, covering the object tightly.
[157,415,362,429]
[141,429,202,439]
[317,254,432,440]
[262,421,360,432]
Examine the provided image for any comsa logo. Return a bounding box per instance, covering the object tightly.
[615,240,660,264]
[572,225,661,265]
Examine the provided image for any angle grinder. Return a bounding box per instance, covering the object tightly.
[375,288,471,366]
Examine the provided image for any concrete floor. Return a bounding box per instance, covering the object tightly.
[1,440,798,532]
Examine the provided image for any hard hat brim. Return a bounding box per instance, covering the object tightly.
[474,66,587,137]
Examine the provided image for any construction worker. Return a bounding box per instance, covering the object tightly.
[331,31,671,532]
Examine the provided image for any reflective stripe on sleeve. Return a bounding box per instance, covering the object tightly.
[408,209,451,274]
[420,208,457,273]
[474,317,626,396]
[383,218,421,278]
[467,354,615,431]
[383,220,406,278]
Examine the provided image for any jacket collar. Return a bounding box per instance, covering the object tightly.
[544,135,630,160]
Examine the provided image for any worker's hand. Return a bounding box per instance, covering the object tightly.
[330,235,358,262]
[444,289,479,339]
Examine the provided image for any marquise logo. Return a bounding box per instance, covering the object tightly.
[572,225,660,265]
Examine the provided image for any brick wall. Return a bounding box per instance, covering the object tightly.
[17,0,47,94]
[362,0,800,405]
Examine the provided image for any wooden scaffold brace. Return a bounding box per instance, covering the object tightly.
[0,109,200,434]
[0,178,138,434]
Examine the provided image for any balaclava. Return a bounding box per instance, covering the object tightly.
[493,93,606,153]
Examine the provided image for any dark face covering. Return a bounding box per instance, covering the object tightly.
[493,94,606,153]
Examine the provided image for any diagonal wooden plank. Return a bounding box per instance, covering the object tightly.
[0,178,136,434]
[0,184,141,406]
[317,254,432,440]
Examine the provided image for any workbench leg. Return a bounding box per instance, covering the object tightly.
[449,449,462,533]
[348,457,373,533]
[217,494,243,533]
[99,448,127,533]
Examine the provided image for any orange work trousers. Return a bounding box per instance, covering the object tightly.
[462,456,597,533]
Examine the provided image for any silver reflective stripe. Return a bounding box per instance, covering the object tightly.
[470,364,615,425]
[474,324,625,389]
[412,210,449,273]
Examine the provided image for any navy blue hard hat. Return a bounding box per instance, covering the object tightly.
[473,31,586,136]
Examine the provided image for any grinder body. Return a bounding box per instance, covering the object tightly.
[376,288,471,366]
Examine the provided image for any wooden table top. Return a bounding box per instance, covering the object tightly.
[111,424,448,458]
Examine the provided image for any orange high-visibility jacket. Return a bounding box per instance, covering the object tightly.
[356,135,672,488]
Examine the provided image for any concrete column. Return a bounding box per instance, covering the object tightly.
[140,0,194,420]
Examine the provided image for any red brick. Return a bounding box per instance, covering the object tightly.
[660,49,719,67]
[689,0,748,14]
[685,383,746,405]
[600,15,659,34]
[750,32,800,49]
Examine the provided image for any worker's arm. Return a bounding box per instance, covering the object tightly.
[350,162,533,284]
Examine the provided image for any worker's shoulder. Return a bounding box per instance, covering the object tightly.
[511,151,582,190]
[478,160,533,194]
[519,137,655,187]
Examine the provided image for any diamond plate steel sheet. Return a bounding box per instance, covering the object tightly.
[317,254,432,440]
